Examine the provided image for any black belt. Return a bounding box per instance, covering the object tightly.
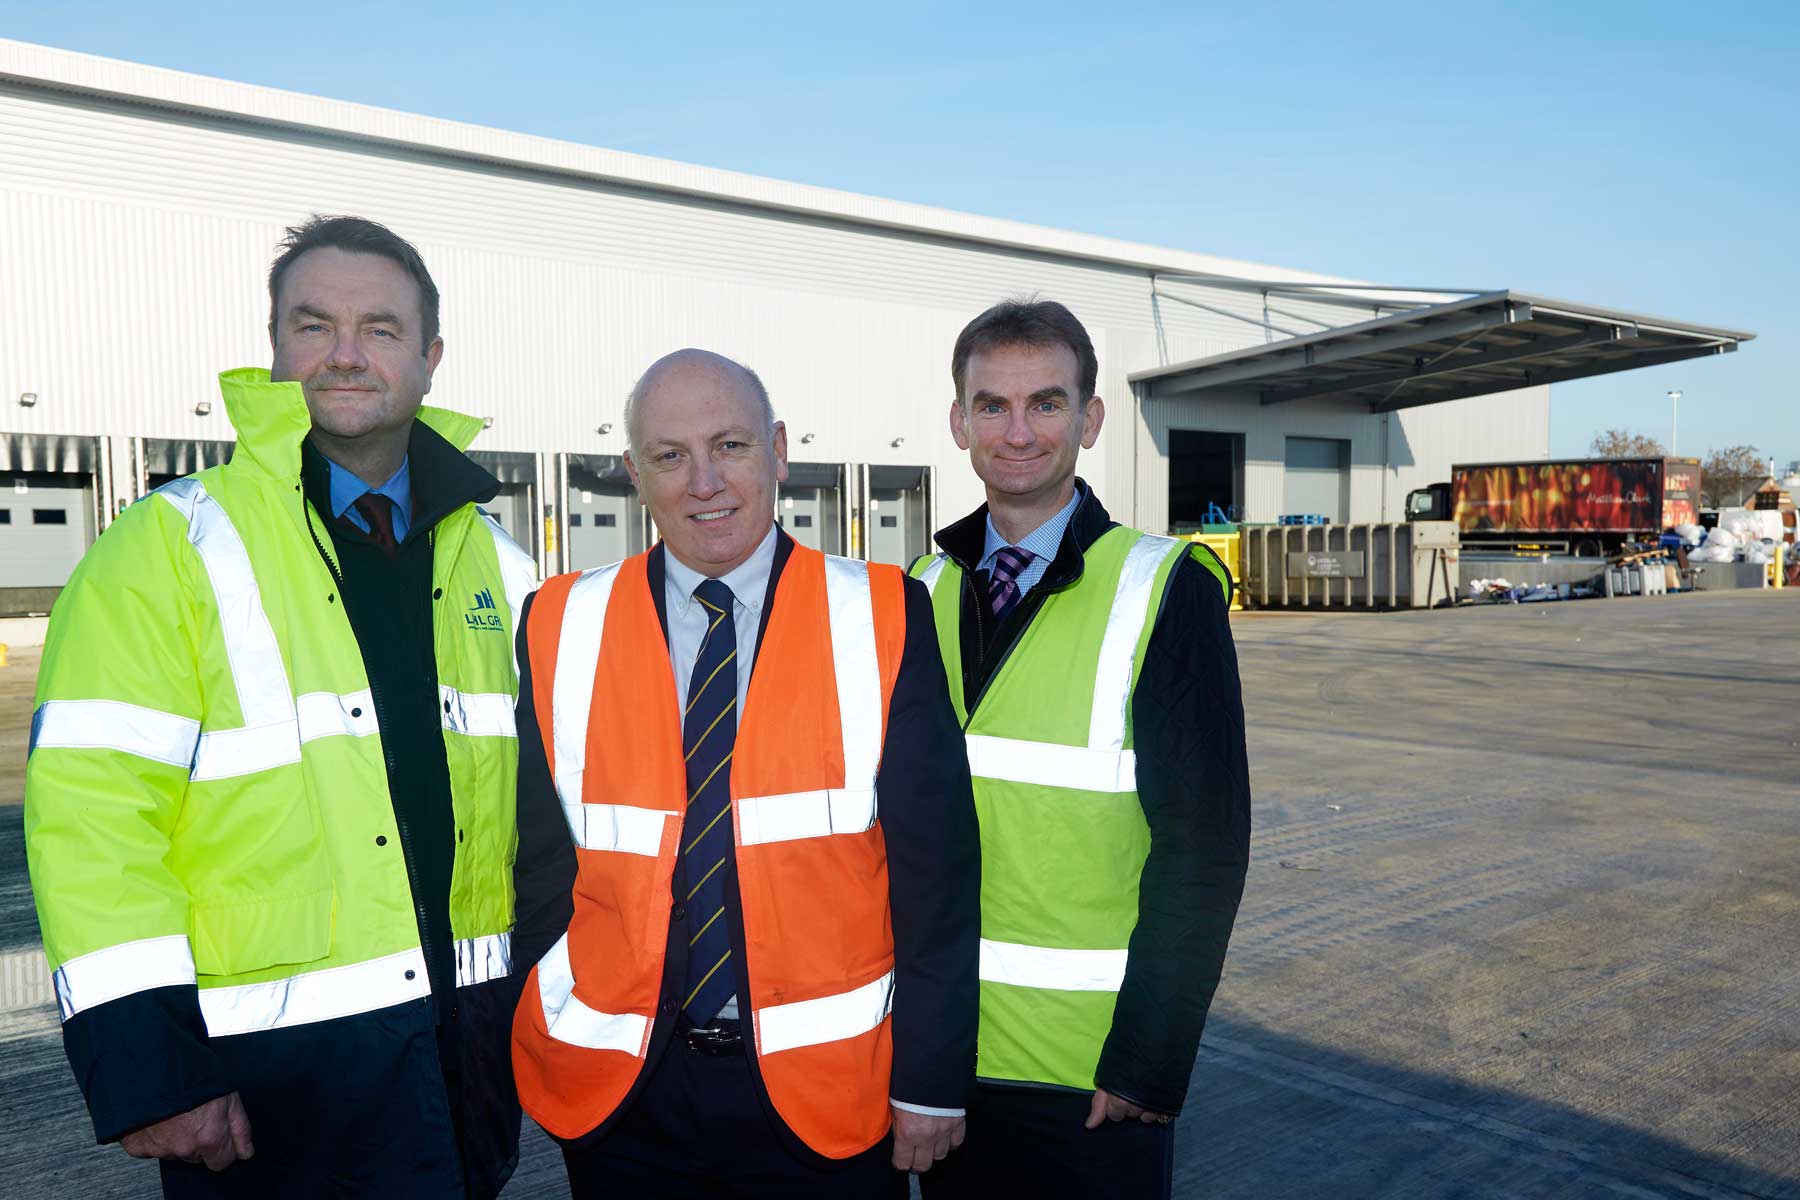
[679,1016,743,1057]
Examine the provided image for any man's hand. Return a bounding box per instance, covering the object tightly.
[890,1106,966,1173]
[120,1093,254,1171]
[1084,1087,1172,1129]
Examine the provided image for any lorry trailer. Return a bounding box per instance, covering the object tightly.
[1406,457,1701,557]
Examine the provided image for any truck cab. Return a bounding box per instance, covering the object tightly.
[1406,484,1452,522]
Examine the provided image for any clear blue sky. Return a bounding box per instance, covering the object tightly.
[5,1,1794,468]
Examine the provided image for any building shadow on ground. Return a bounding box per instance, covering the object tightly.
[1179,1016,1799,1199]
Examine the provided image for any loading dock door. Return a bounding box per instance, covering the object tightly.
[780,487,830,552]
[568,486,637,566]
[483,483,536,548]
[1169,430,1245,530]
[467,450,542,566]
[566,454,647,570]
[865,465,931,566]
[2,475,93,587]
[779,463,845,555]
[1284,437,1350,523]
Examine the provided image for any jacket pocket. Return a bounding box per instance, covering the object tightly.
[189,886,335,978]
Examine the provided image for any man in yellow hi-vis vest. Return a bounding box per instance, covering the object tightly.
[26,216,535,1198]
[912,299,1251,1200]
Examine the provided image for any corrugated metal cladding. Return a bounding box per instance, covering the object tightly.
[0,61,1547,534]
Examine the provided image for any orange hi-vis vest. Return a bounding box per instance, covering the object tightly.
[512,543,909,1158]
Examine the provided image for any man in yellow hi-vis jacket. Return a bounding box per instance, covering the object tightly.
[25,216,535,1198]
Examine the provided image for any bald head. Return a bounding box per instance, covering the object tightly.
[622,347,789,577]
[625,348,774,457]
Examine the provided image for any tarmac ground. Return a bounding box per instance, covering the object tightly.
[2,588,1798,1198]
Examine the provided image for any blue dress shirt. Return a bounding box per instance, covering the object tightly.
[977,487,1081,599]
[326,455,413,545]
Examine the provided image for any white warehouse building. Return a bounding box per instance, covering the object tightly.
[0,39,1752,612]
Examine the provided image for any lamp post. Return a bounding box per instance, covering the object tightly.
[1667,389,1682,455]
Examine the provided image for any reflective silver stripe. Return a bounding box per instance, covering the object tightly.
[823,556,882,791]
[156,478,310,782]
[966,533,1178,793]
[734,557,883,845]
[550,563,622,809]
[755,968,894,1055]
[190,722,301,781]
[965,734,1135,794]
[29,700,200,768]
[53,935,196,1020]
[482,513,538,680]
[563,802,672,856]
[298,689,378,743]
[738,788,876,846]
[198,947,430,1037]
[440,686,517,738]
[190,690,382,780]
[536,931,652,1054]
[157,479,295,730]
[455,932,512,987]
[916,553,948,596]
[1087,534,1179,753]
[978,938,1128,993]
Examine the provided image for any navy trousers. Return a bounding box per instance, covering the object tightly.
[561,1036,908,1199]
[156,1007,474,1199]
[918,1082,1173,1200]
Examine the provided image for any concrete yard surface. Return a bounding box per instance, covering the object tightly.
[1,590,1796,1197]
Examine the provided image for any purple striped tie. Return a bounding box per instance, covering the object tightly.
[988,546,1035,625]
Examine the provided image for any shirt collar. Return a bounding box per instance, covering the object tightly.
[324,454,412,522]
[665,522,779,616]
[980,486,1081,571]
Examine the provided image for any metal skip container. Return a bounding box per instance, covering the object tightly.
[1240,522,1460,609]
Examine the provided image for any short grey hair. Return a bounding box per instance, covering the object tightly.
[624,348,776,455]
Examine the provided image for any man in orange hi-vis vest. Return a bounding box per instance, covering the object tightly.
[509,349,982,1197]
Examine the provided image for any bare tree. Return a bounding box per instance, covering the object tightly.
[1588,429,1666,457]
[1700,444,1765,506]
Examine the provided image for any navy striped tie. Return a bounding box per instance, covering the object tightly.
[989,545,1034,625]
[679,577,738,1026]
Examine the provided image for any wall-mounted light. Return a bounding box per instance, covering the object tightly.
[890,436,905,448]
[194,398,213,417]
[597,422,614,435]
[800,432,816,444]
[18,392,37,408]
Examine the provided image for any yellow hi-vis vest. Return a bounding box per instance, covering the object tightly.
[911,527,1226,1089]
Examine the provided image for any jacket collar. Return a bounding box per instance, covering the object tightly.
[302,420,500,544]
[934,477,1116,593]
[219,367,488,482]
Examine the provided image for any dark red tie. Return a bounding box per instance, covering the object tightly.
[352,493,398,557]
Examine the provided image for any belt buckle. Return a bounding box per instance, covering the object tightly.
[682,1023,743,1057]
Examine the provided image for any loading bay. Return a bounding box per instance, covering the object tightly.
[3,590,1797,1199]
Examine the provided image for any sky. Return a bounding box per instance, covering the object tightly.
[4,1,1794,468]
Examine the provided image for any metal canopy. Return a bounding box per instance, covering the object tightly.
[1129,291,1754,412]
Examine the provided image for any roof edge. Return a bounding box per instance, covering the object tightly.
[0,36,1356,286]
[1127,290,1756,386]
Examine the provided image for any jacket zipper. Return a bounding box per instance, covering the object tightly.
[303,490,442,1017]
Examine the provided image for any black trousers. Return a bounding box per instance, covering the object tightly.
[561,1036,908,1199]
[156,1010,468,1199]
[919,1082,1173,1200]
